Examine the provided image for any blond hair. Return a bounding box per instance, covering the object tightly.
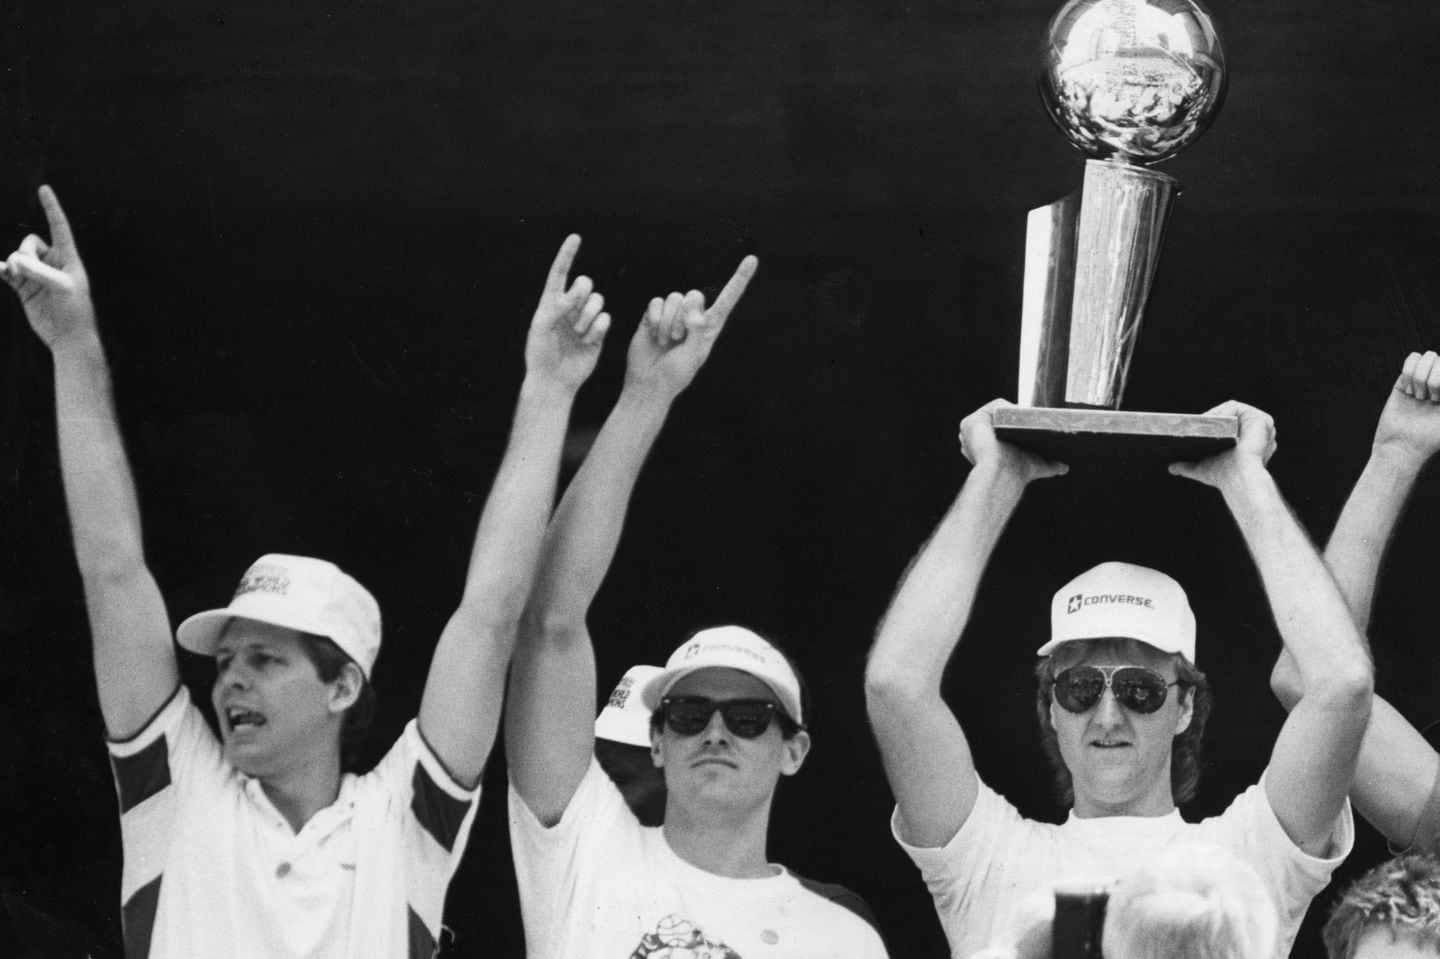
[1102,843,1276,959]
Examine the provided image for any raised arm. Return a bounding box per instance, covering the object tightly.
[1171,402,1373,856]
[1271,352,1440,848]
[505,257,757,825]
[865,400,1066,848]
[417,236,611,788]
[2,186,177,739]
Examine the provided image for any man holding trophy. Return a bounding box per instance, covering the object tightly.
[864,398,1368,958]
[865,2,1372,957]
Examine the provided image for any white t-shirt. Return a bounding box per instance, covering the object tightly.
[107,685,479,959]
[509,758,890,958]
[893,774,1351,959]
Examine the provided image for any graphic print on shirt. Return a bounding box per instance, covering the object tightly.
[628,914,743,958]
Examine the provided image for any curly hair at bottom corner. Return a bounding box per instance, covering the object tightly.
[1323,853,1440,959]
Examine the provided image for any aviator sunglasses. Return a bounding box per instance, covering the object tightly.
[659,696,786,739]
[1052,665,1180,715]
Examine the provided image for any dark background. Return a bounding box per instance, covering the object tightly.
[3,0,1440,955]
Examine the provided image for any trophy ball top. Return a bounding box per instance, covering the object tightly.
[1040,0,1226,164]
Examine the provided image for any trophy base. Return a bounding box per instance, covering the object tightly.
[992,407,1238,470]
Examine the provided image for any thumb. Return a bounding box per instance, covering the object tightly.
[682,300,718,343]
[7,251,72,289]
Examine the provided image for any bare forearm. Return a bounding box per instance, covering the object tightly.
[51,335,147,575]
[1351,696,1440,849]
[1218,466,1370,851]
[527,386,673,628]
[864,462,1027,847]
[50,333,177,736]
[457,374,578,623]
[1274,443,1425,708]
[1325,444,1426,635]
[1221,466,1371,687]
[867,462,1027,696]
[420,375,580,785]
[505,387,674,820]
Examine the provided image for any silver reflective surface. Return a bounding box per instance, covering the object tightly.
[1040,0,1225,164]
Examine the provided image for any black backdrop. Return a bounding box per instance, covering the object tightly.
[4,0,1440,955]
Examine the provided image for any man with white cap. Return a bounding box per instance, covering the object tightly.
[1,186,612,957]
[503,259,889,957]
[594,664,667,826]
[865,398,1373,959]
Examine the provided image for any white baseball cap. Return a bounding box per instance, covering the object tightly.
[176,554,382,679]
[1036,561,1196,664]
[595,665,664,747]
[640,626,804,726]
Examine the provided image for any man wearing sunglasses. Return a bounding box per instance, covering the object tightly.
[504,261,889,957]
[866,397,1372,959]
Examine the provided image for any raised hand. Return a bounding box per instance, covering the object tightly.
[524,235,611,390]
[0,186,96,352]
[958,399,1068,482]
[1372,350,1440,465]
[623,255,757,401]
[1168,400,1276,489]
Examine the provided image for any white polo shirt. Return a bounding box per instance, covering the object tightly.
[107,686,479,958]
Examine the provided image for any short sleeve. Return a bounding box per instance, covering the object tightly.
[1199,773,1353,871]
[508,758,638,956]
[509,755,633,848]
[107,684,227,806]
[351,719,482,947]
[362,719,481,857]
[1195,772,1353,955]
[891,779,1025,923]
[892,779,1018,876]
[105,685,227,912]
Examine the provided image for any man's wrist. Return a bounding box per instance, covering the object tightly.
[1370,438,1433,476]
[967,455,1032,502]
[618,378,681,411]
[518,372,582,406]
[1215,456,1274,504]
[48,324,104,360]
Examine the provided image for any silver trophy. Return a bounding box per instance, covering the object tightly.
[996,0,1237,465]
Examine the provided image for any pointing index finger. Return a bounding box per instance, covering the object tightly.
[545,234,582,295]
[707,255,758,324]
[37,186,76,254]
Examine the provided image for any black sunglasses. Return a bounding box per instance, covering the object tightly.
[659,697,783,739]
[1053,665,1180,715]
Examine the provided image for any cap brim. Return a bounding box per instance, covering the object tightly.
[593,712,653,748]
[175,606,333,657]
[175,609,237,656]
[1035,633,1188,659]
[639,667,685,711]
[640,666,803,726]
